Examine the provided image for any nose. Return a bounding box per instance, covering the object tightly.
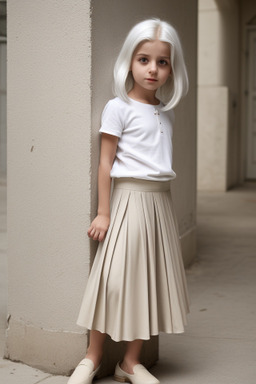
[149,61,157,74]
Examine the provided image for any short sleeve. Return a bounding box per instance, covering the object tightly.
[99,99,124,138]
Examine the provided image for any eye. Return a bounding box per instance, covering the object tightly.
[139,57,148,64]
[159,59,169,66]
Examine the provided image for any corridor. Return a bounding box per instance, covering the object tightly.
[0,182,256,383]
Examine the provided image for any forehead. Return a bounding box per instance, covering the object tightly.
[134,39,170,57]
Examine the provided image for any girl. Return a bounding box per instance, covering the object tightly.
[68,18,190,384]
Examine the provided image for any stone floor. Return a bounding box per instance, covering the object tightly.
[0,179,256,383]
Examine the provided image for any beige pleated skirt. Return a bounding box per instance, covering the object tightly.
[77,178,190,342]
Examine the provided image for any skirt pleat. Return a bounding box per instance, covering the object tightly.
[77,178,190,342]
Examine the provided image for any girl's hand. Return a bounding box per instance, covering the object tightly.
[87,215,110,242]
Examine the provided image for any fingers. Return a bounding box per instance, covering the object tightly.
[98,231,105,242]
[87,226,107,242]
[87,227,99,240]
[87,215,110,242]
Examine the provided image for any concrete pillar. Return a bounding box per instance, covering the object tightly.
[6,0,92,375]
[6,0,197,376]
[197,0,240,190]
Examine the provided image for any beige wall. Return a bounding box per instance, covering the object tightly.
[197,0,240,190]
[6,0,197,375]
[6,0,92,374]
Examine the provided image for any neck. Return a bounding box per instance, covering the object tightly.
[128,87,159,105]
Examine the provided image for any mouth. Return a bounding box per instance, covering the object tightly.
[145,78,158,82]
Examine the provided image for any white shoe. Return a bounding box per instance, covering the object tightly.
[67,358,100,384]
[114,361,160,384]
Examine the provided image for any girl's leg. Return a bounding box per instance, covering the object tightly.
[121,339,144,374]
[85,330,106,369]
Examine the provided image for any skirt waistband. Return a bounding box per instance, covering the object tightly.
[113,178,171,192]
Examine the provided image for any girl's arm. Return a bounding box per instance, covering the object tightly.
[87,133,118,242]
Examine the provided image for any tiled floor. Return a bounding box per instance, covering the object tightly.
[1,180,256,383]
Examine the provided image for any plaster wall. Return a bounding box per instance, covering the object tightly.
[6,0,197,375]
[6,0,92,374]
[197,0,240,190]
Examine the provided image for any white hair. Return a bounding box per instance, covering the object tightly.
[113,18,189,111]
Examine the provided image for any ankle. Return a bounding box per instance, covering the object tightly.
[85,351,102,370]
[121,358,140,374]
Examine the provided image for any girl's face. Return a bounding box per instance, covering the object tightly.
[130,39,172,96]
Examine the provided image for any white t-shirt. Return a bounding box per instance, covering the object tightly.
[99,97,176,181]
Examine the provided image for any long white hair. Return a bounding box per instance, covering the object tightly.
[113,18,189,111]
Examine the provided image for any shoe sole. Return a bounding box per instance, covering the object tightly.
[114,374,131,383]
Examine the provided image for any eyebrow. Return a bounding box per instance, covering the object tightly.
[135,53,170,59]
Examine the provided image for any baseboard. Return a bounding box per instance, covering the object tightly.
[5,317,87,375]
